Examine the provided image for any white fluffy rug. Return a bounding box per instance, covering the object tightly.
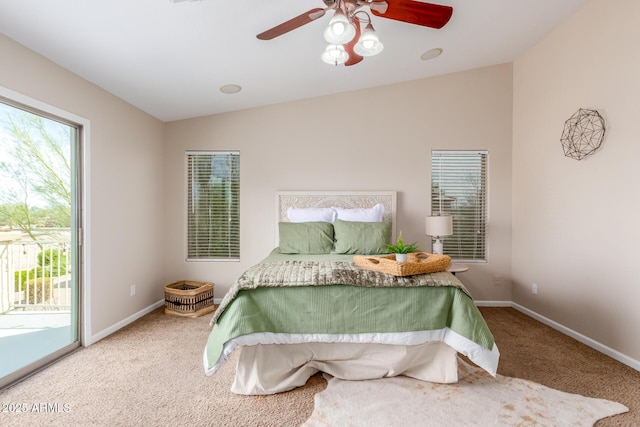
[303,359,628,426]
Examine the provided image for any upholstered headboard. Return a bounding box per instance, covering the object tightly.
[275,191,397,246]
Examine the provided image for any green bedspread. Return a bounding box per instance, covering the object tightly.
[204,250,499,377]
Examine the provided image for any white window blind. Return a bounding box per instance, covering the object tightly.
[431,150,487,262]
[186,151,240,261]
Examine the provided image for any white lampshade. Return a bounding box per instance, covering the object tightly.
[321,44,349,65]
[323,9,356,45]
[425,215,453,238]
[354,23,384,57]
[425,215,452,255]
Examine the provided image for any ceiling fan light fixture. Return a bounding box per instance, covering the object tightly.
[254,0,453,67]
[323,9,356,45]
[321,44,349,66]
[354,23,384,57]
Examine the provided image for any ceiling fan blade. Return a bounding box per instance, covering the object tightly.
[257,8,326,40]
[344,16,363,66]
[372,1,453,29]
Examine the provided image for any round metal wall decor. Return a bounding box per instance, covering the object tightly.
[560,108,606,160]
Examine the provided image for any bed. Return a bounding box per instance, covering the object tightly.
[203,191,500,395]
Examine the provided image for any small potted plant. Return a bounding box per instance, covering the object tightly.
[386,231,419,262]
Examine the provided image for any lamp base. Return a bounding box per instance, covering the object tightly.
[432,239,444,255]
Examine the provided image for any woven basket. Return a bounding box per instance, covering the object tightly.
[164,280,215,318]
[353,252,451,277]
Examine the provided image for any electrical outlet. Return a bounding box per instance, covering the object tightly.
[532,283,538,295]
[130,284,136,296]
[493,276,501,286]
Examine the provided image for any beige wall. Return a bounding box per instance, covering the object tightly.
[164,64,513,302]
[512,0,640,361]
[1,30,514,345]
[0,34,167,341]
[6,0,637,369]
[4,0,638,369]
[1,30,513,345]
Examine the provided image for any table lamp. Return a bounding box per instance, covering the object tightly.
[425,215,453,255]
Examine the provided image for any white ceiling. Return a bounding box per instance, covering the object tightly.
[0,0,590,122]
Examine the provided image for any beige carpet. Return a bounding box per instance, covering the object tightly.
[303,359,628,426]
[0,308,324,427]
[0,307,637,426]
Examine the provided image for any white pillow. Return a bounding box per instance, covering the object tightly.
[333,203,384,222]
[287,207,337,223]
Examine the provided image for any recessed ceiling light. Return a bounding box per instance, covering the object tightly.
[420,48,443,61]
[220,84,242,94]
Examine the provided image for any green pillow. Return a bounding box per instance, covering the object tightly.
[332,220,391,255]
[278,222,334,254]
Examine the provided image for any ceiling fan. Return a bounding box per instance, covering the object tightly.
[257,0,453,66]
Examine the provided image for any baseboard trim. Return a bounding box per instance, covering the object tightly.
[475,300,511,307]
[87,298,640,373]
[86,300,165,346]
[510,302,640,372]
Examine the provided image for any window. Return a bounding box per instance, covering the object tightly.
[186,151,240,261]
[431,150,487,262]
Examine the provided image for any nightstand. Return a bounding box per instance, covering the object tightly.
[447,263,469,275]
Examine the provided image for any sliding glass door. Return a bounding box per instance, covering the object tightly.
[0,96,81,389]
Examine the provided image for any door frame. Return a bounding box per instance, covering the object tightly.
[0,85,91,383]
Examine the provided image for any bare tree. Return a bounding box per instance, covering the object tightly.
[0,105,71,241]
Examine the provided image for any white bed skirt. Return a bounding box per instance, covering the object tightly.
[231,342,459,395]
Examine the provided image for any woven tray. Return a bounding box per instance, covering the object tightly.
[353,252,451,277]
